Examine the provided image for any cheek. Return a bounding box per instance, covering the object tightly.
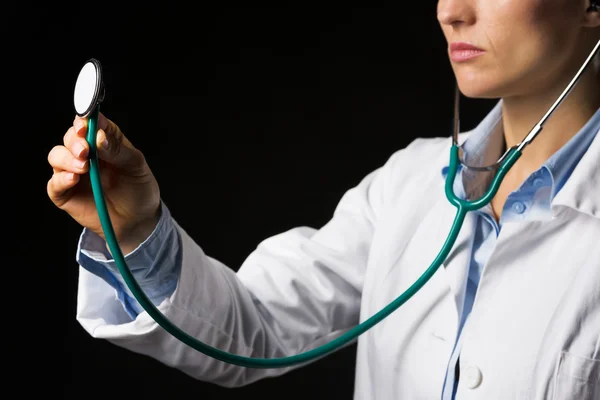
[485,2,545,59]
[455,1,574,97]
[485,0,579,65]
[442,0,581,97]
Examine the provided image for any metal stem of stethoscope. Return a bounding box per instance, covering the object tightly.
[453,39,600,172]
[82,39,598,368]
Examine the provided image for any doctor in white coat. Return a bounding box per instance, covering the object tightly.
[48,1,600,399]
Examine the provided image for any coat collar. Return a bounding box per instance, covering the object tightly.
[552,125,600,219]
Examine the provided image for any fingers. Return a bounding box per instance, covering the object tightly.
[98,112,120,143]
[63,125,89,159]
[72,115,88,136]
[47,144,87,206]
[65,112,145,171]
[48,145,88,174]
[47,169,81,205]
[96,112,145,168]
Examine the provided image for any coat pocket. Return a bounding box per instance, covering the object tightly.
[552,351,600,400]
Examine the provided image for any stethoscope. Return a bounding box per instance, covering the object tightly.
[73,39,599,368]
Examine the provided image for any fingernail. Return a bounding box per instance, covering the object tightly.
[74,142,86,158]
[73,158,86,169]
[102,138,109,149]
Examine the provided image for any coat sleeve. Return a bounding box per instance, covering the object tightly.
[74,145,409,388]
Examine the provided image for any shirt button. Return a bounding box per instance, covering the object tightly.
[533,177,544,187]
[512,201,526,214]
[464,365,483,389]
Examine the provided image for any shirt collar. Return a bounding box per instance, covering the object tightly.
[442,100,600,205]
[456,100,505,172]
[545,106,600,197]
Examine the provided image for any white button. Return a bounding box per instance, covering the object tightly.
[512,201,526,214]
[464,365,483,389]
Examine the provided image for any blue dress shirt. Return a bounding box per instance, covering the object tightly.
[77,105,599,398]
[77,200,182,319]
[440,105,599,399]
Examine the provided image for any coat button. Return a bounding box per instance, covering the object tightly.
[464,366,483,389]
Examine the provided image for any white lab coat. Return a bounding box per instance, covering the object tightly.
[75,104,600,399]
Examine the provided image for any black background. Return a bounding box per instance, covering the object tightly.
[8,4,498,399]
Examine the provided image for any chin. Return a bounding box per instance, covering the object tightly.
[456,80,505,99]
[453,69,507,99]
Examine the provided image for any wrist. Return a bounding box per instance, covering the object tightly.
[106,204,162,256]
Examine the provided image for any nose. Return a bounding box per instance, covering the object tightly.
[437,0,475,28]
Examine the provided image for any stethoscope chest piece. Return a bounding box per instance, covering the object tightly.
[73,58,105,117]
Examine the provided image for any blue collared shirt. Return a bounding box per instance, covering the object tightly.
[440,102,599,399]
[76,102,599,398]
[77,200,182,318]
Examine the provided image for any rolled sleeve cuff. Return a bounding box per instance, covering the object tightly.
[76,200,182,319]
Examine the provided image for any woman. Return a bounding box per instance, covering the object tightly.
[47,1,600,399]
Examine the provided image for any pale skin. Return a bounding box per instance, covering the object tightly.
[48,1,600,254]
[437,0,600,222]
[47,113,161,255]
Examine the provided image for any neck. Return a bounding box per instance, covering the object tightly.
[501,66,600,181]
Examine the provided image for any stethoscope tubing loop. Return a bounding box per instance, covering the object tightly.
[87,109,473,367]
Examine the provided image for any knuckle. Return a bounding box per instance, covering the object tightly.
[109,125,121,141]
[113,140,124,158]
[48,145,62,164]
[105,118,123,141]
[63,126,74,146]
[109,130,124,152]
[47,174,59,195]
[132,148,145,163]
[47,178,54,197]
[116,129,125,145]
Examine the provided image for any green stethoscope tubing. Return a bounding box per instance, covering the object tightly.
[86,103,521,367]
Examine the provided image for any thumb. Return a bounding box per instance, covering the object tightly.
[96,112,143,168]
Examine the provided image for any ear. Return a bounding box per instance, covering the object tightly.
[583,1,600,28]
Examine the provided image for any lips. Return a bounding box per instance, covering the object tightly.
[450,42,485,52]
[449,42,486,62]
